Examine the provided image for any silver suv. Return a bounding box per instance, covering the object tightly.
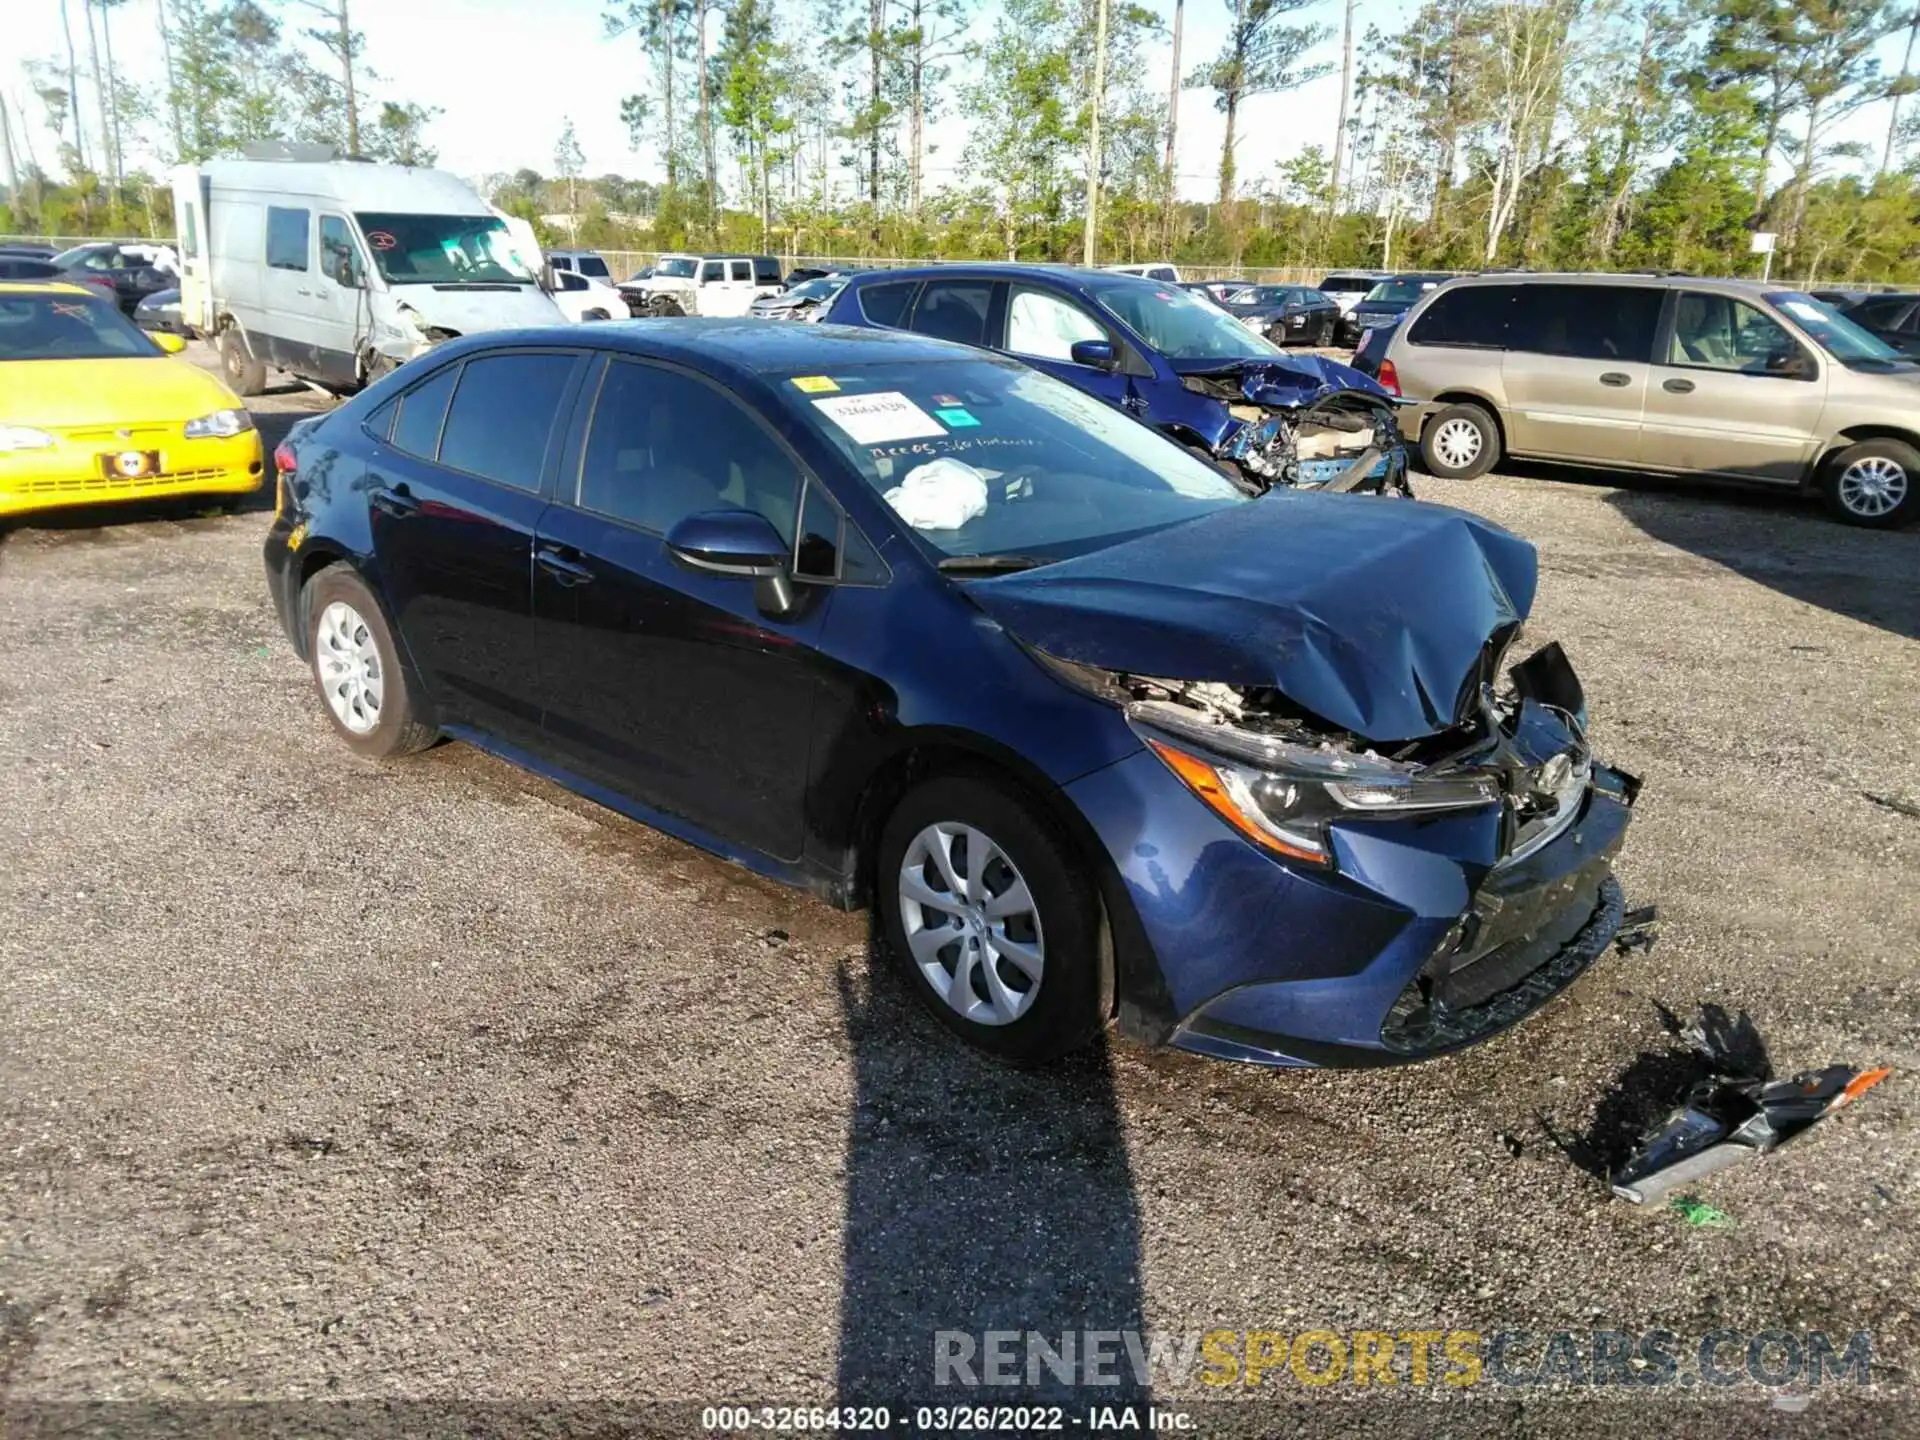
[1382,273,1920,526]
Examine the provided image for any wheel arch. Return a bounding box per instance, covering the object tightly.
[1817,424,1920,476]
[1423,390,1508,449]
[834,730,1161,1029]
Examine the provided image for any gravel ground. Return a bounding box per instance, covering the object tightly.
[1,353,1917,1437]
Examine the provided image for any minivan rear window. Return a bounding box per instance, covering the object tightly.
[1408,286,1517,348]
[1508,284,1660,363]
[1320,275,1375,292]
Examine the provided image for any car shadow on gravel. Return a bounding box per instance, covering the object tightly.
[835,937,1149,1412]
[1483,459,1920,642]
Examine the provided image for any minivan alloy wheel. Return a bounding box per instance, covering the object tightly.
[898,822,1045,1026]
[314,600,384,734]
[1431,417,1484,470]
[1837,454,1909,517]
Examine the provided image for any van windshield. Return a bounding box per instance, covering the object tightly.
[353,214,538,286]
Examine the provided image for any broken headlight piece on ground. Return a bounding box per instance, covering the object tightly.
[1611,1063,1893,1205]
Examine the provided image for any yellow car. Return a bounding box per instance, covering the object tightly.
[0,281,264,519]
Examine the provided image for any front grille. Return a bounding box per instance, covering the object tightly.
[63,425,174,443]
[1380,876,1623,1055]
[16,468,228,495]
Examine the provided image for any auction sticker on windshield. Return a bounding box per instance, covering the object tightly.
[790,375,839,393]
[813,391,947,444]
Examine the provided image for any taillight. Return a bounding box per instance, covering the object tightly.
[1378,359,1402,397]
[273,442,297,475]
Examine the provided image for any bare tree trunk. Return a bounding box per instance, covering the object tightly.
[662,0,678,189]
[156,0,183,161]
[1883,11,1919,175]
[1163,0,1182,253]
[101,0,125,190]
[84,1,115,203]
[1786,98,1821,251]
[59,0,90,172]
[909,0,925,218]
[868,0,884,211]
[1327,0,1354,217]
[1217,0,1243,211]
[1083,0,1109,263]
[697,0,715,237]
[0,93,22,224]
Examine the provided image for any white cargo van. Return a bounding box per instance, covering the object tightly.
[171,158,566,394]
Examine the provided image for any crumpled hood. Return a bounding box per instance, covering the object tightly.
[393,284,567,333]
[1173,351,1394,408]
[965,492,1539,741]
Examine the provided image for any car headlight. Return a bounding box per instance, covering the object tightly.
[183,409,254,439]
[1130,699,1500,865]
[0,426,57,452]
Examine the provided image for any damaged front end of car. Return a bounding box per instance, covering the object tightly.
[1040,637,1639,1067]
[1178,355,1413,496]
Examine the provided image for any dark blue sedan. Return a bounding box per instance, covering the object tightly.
[264,321,1636,1068]
[822,265,1410,494]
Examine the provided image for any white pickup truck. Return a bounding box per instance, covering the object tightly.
[624,253,784,317]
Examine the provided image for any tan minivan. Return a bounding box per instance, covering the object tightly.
[1382,273,1920,526]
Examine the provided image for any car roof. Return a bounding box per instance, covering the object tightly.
[433,317,1005,375]
[1433,271,1799,295]
[846,263,1179,295]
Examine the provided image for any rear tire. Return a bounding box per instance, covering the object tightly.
[220,327,267,397]
[303,566,437,759]
[876,775,1106,1066]
[1316,316,1336,346]
[1820,439,1918,528]
[1419,402,1501,480]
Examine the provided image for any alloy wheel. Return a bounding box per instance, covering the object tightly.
[1432,417,1484,470]
[897,822,1044,1026]
[1838,455,1908,517]
[314,600,384,735]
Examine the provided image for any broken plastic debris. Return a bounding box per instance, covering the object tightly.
[1670,1195,1733,1228]
[1614,903,1659,954]
[883,457,989,531]
[1611,1062,1891,1205]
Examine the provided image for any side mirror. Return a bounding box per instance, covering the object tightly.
[667,509,797,615]
[151,331,188,354]
[539,262,557,294]
[1070,338,1117,370]
[1768,349,1810,378]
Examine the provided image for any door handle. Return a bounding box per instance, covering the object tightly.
[370,484,420,517]
[536,545,595,587]
[295,288,315,298]
[1663,377,1695,394]
[1598,371,1631,387]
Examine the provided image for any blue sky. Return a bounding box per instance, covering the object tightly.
[3,0,1912,204]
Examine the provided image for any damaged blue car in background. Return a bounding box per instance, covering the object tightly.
[822,264,1412,496]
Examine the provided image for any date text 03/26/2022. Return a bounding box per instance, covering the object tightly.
[701,1406,1193,1432]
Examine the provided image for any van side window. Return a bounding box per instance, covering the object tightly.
[1408,286,1516,348]
[266,207,310,272]
[182,204,201,260]
[1667,293,1803,375]
[318,215,360,286]
[1508,284,1660,363]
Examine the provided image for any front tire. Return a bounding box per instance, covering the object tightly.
[220,327,267,397]
[876,776,1105,1065]
[1821,439,1918,528]
[1316,316,1336,346]
[303,566,437,759]
[1419,402,1501,480]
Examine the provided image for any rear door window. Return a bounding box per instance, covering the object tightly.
[388,363,459,459]
[266,207,310,271]
[729,259,753,283]
[1407,285,1518,348]
[754,257,781,285]
[857,280,918,328]
[437,352,579,490]
[909,280,995,347]
[579,256,611,279]
[1508,283,1660,362]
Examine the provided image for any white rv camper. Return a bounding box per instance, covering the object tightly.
[171,156,564,394]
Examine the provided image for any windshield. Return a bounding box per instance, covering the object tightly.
[786,358,1248,563]
[1097,283,1281,362]
[1231,286,1292,306]
[352,213,538,286]
[787,277,843,302]
[1363,278,1435,304]
[655,256,699,279]
[1765,291,1910,366]
[0,291,159,360]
